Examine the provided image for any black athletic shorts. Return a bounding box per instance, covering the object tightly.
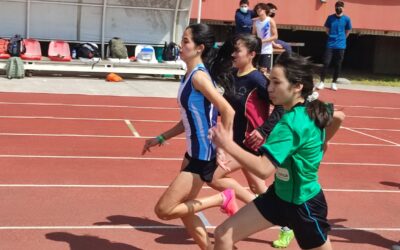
[259,54,272,69]
[254,184,331,249]
[181,152,217,183]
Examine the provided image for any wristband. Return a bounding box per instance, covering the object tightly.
[156,134,166,145]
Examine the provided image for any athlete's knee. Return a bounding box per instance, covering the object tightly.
[214,224,234,247]
[154,203,174,221]
[248,182,267,195]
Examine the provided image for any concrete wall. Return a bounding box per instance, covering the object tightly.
[0,0,192,44]
[190,0,400,33]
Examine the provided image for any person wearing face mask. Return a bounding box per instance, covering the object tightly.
[317,1,352,91]
[235,0,255,34]
[266,3,293,55]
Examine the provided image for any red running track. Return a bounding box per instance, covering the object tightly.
[0,89,399,249]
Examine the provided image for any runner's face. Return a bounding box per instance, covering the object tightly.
[256,8,266,17]
[268,66,300,107]
[232,40,254,69]
[179,28,200,62]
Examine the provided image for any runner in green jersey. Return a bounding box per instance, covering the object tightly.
[210,52,344,250]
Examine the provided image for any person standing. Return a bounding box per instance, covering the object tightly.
[235,0,255,34]
[317,1,352,91]
[252,3,278,75]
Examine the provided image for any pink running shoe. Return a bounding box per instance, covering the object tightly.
[220,188,238,216]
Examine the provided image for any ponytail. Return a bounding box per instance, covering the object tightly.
[306,100,333,129]
[209,39,235,94]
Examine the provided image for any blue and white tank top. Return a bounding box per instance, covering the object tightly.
[255,17,273,54]
[177,64,218,161]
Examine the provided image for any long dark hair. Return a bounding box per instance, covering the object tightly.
[186,23,217,71]
[209,33,261,94]
[275,52,333,129]
[233,33,261,67]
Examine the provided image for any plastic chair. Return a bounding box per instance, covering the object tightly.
[20,38,42,60]
[48,40,71,61]
[0,39,10,59]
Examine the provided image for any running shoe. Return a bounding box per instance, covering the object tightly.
[220,188,238,216]
[272,229,295,248]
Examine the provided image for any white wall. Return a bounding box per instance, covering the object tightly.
[0,0,192,44]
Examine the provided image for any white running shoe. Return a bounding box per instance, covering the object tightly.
[331,82,338,91]
[316,81,325,90]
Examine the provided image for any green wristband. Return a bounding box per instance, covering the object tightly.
[156,134,166,144]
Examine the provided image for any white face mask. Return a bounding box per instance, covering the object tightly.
[240,7,248,13]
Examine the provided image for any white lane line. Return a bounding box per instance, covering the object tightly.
[347,127,400,132]
[328,142,397,147]
[2,101,400,111]
[0,116,178,123]
[321,162,400,167]
[2,133,396,146]
[124,120,140,137]
[0,154,399,167]
[0,225,398,231]
[0,184,398,193]
[335,104,400,110]
[197,212,211,227]
[343,127,400,146]
[347,115,400,121]
[0,133,186,139]
[0,155,182,160]
[0,133,136,138]
[2,114,400,123]
[323,188,400,193]
[0,101,179,110]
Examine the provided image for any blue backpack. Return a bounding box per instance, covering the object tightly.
[7,34,26,57]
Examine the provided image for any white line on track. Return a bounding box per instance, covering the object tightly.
[327,142,396,147]
[0,184,398,193]
[343,127,400,146]
[347,115,400,120]
[197,212,211,227]
[2,115,400,123]
[0,154,399,167]
[0,116,178,123]
[0,154,182,160]
[0,132,186,139]
[0,101,179,110]
[0,225,398,231]
[335,104,400,110]
[2,101,400,111]
[2,133,398,146]
[124,120,140,137]
[346,127,400,132]
[321,162,400,167]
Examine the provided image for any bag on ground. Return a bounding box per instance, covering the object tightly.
[109,38,128,59]
[76,43,100,59]
[7,34,26,57]
[162,41,179,61]
[5,57,25,79]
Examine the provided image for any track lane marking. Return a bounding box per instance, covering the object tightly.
[0,184,398,193]
[343,127,400,146]
[124,120,140,137]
